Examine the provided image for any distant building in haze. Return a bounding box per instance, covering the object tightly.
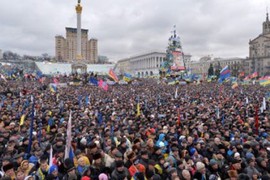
[98,55,109,64]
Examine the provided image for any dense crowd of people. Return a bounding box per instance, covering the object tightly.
[0,76,269,180]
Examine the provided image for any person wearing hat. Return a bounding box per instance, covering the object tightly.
[152,156,165,178]
[110,151,123,170]
[139,150,149,170]
[167,146,180,168]
[13,152,24,171]
[117,138,128,155]
[193,161,208,180]
[125,151,136,169]
[244,158,261,179]
[86,142,98,164]
[256,157,270,177]
[91,152,105,179]
[77,156,90,177]
[62,158,78,180]
[2,162,16,180]
[190,147,203,164]
[48,165,60,180]
[36,157,49,180]
[155,133,168,154]
[111,160,130,180]
[98,173,108,180]
[151,146,162,163]
[208,159,222,180]
[18,160,34,177]
[229,158,243,174]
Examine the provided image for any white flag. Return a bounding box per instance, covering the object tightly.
[0,74,7,82]
[64,111,72,160]
[263,97,266,110]
[246,97,249,104]
[49,145,53,167]
[216,107,220,119]
[260,106,264,113]
[174,87,178,99]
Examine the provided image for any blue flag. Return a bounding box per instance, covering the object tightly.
[218,66,231,83]
[89,77,98,86]
[98,112,103,125]
[68,147,75,163]
[85,95,89,105]
[36,71,43,79]
[78,95,82,109]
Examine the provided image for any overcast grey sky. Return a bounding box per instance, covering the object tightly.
[0,0,269,61]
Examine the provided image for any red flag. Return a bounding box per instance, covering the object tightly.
[108,69,119,82]
[251,72,258,79]
[53,77,59,84]
[98,80,108,91]
[239,71,245,77]
[255,106,259,135]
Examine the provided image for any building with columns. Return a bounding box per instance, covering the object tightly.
[248,13,270,76]
[116,52,166,77]
[189,57,245,77]
[116,52,191,77]
[131,52,166,77]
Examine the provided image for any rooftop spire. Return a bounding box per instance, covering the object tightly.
[267,7,269,21]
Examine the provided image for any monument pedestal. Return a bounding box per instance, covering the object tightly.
[71,1,87,74]
[71,62,87,74]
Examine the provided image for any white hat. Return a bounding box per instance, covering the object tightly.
[80,137,87,144]
[179,135,186,140]
[234,152,240,158]
[159,141,165,147]
[196,162,205,171]
[9,122,15,126]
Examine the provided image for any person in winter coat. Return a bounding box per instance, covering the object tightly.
[193,162,208,180]
[155,134,168,154]
[48,165,60,180]
[256,157,270,177]
[244,158,261,179]
[36,158,49,180]
[111,160,130,180]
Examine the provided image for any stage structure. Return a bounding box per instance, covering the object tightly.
[161,26,186,77]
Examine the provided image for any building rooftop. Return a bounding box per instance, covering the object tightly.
[35,62,114,75]
[65,27,88,33]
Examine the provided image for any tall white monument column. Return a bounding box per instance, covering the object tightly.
[76,1,82,60]
[71,0,87,74]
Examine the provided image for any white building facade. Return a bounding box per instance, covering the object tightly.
[130,52,166,77]
[116,52,192,77]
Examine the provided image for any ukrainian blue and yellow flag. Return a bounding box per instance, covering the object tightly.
[123,73,132,82]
